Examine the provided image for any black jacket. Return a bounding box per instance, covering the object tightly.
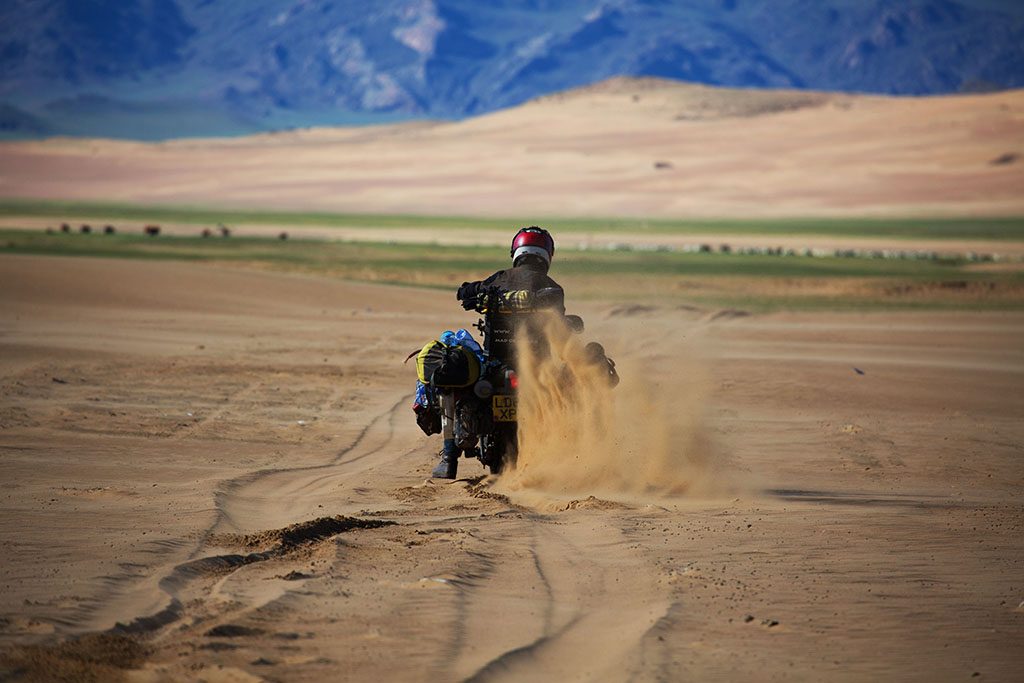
[457,261,565,314]
[458,261,565,364]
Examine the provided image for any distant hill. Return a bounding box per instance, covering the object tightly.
[2,0,1023,139]
[4,77,1021,219]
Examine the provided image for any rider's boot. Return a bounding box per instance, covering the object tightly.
[431,439,460,479]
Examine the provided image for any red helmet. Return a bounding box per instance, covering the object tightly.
[510,226,555,266]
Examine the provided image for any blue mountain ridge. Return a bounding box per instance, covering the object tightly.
[1,0,1022,139]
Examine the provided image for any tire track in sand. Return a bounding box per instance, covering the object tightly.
[82,392,411,636]
[444,510,673,682]
[209,392,411,535]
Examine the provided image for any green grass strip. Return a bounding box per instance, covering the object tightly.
[3,229,1020,311]
[3,198,1024,240]
[0,228,1014,280]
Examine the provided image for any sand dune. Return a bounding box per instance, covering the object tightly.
[1,254,1022,680]
[1,77,1022,218]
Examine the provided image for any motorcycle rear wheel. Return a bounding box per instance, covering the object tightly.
[484,430,518,475]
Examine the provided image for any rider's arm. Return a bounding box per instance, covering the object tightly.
[457,271,504,310]
[540,278,567,317]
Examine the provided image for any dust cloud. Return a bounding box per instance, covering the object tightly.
[498,314,723,500]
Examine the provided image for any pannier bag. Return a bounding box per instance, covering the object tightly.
[416,339,481,388]
[413,381,441,435]
[405,329,484,435]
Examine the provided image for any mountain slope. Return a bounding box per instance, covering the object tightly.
[1,0,1023,138]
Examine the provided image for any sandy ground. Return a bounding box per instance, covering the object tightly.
[1,78,1023,219]
[1,254,1022,681]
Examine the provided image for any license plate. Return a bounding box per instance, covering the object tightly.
[492,395,517,422]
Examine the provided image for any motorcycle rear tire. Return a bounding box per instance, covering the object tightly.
[486,431,518,475]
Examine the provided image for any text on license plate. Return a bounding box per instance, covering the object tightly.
[492,395,517,422]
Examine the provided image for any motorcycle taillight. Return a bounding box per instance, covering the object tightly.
[508,371,519,390]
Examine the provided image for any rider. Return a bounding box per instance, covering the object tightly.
[456,226,562,316]
[431,226,560,479]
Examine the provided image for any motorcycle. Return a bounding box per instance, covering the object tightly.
[453,286,617,474]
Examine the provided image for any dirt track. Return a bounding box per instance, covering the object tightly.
[1,255,1023,681]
